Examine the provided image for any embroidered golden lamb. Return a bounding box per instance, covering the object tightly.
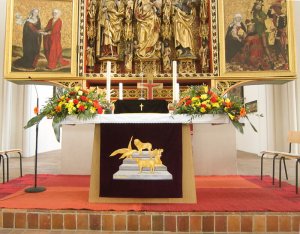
[135,158,156,173]
[135,149,164,173]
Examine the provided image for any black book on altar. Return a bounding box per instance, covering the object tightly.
[114,100,169,114]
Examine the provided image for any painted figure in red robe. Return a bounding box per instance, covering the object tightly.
[43,9,69,70]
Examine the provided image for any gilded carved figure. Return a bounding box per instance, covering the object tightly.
[173,0,196,57]
[134,0,162,59]
[124,0,134,41]
[96,0,125,57]
[199,40,209,72]
[163,44,172,72]
[161,0,172,41]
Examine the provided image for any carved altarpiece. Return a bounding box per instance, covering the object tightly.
[80,0,218,99]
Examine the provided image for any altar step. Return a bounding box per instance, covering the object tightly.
[1,209,300,233]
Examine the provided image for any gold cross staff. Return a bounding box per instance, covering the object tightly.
[140,103,144,111]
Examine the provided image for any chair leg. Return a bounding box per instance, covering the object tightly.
[279,156,285,188]
[4,153,9,182]
[296,159,300,194]
[18,152,23,177]
[261,153,266,180]
[283,157,288,180]
[272,154,279,185]
[0,154,5,184]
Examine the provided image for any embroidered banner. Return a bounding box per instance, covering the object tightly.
[100,123,182,198]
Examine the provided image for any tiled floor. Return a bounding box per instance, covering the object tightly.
[1,150,299,233]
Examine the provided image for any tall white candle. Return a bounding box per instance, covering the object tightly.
[172,61,177,102]
[119,83,123,100]
[175,83,180,102]
[106,61,111,102]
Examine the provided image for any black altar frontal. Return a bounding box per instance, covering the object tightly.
[114,100,169,114]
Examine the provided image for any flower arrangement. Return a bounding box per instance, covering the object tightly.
[25,86,112,140]
[174,85,257,133]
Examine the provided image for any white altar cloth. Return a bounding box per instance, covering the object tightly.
[60,114,236,176]
[61,113,229,124]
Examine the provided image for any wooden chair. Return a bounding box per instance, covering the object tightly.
[276,131,300,193]
[1,149,23,183]
[260,150,288,185]
[261,131,300,193]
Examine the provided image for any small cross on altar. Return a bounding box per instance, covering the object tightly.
[139,103,144,111]
[137,79,163,100]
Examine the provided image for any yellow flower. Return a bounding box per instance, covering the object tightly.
[201,94,208,100]
[65,102,74,109]
[200,107,206,113]
[225,98,231,103]
[192,97,199,102]
[68,107,73,114]
[75,86,80,91]
[212,103,220,108]
[90,107,96,113]
[203,86,208,93]
[228,113,235,120]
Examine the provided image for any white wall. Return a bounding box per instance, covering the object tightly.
[23,85,61,156]
[236,85,268,154]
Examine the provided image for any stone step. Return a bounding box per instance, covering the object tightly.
[119,164,167,171]
[123,158,157,164]
[113,170,173,180]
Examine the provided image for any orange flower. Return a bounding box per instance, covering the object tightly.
[34,107,39,115]
[178,96,190,106]
[240,107,246,117]
[225,102,232,108]
[55,105,62,113]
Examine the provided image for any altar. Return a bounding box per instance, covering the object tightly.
[61,114,237,203]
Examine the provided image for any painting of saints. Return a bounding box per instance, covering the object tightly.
[42,9,70,70]
[223,0,291,73]
[13,9,42,70]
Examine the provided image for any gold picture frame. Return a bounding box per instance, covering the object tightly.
[4,0,78,79]
[218,0,296,79]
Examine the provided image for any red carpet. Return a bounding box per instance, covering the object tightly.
[1,174,300,212]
